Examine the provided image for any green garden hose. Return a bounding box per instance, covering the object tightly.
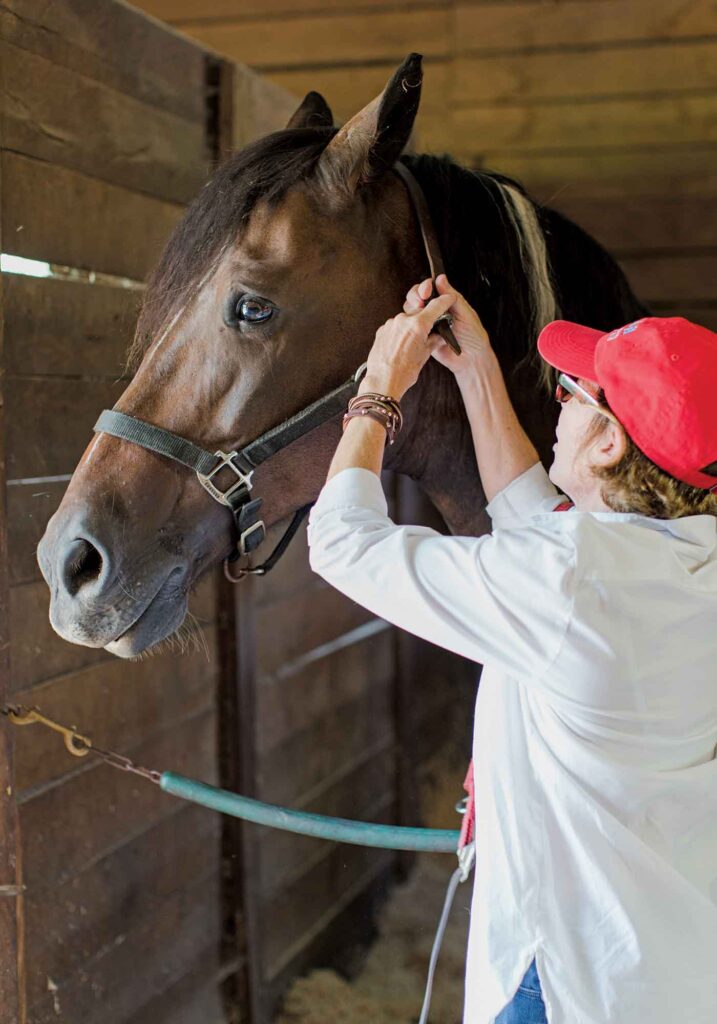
[161,772,461,853]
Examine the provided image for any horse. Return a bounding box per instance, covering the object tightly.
[37,52,646,658]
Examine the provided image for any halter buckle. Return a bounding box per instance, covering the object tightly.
[197,450,254,507]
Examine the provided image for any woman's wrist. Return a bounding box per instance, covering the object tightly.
[358,371,406,402]
[452,349,501,392]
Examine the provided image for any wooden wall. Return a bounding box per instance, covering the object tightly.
[135,0,717,331]
[0,4,222,1021]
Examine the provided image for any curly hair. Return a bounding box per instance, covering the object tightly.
[578,388,717,519]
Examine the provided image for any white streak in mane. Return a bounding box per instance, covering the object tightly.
[497,181,558,390]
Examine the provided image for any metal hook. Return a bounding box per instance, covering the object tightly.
[2,705,91,757]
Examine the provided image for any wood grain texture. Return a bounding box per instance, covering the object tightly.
[3,275,138,378]
[143,0,443,19]
[256,743,396,895]
[0,39,209,203]
[233,63,301,148]
[187,7,449,68]
[9,572,217,693]
[27,872,221,1024]
[18,707,218,887]
[23,803,220,1009]
[0,104,24,1024]
[0,0,208,120]
[13,625,220,794]
[453,94,717,153]
[455,40,717,105]
[254,583,377,676]
[455,0,717,52]
[2,151,183,279]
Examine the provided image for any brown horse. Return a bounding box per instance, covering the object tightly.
[37,53,646,658]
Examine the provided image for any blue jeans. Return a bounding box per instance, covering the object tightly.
[494,958,547,1023]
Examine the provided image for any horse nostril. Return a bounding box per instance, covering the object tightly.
[61,538,104,597]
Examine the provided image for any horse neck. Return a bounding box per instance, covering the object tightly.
[383,359,491,535]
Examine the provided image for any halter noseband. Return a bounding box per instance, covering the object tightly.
[92,162,459,581]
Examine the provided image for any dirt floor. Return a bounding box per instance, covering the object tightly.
[275,751,471,1024]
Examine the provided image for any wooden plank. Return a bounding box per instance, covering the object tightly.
[233,63,301,149]
[620,253,717,304]
[474,146,717,188]
[257,743,396,896]
[6,378,125,479]
[255,584,376,676]
[0,112,24,1024]
[18,707,218,888]
[455,0,717,53]
[453,94,717,153]
[186,8,449,69]
[9,572,217,693]
[28,872,221,1024]
[2,151,184,280]
[140,0,442,19]
[0,40,209,204]
[0,0,207,121]
[258,678,394,806]
[262,838,394,979]
[256,626,393,756]
[455,40,717,105]
[24,803,220,1009]
[3,275,138,378]
[128,946,227,1024]
[13,625,219,794]
[549,193,717,253]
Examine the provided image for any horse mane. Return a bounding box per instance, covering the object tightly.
[130,128,647,392]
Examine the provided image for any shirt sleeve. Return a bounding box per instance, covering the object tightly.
[307,468,576,681]
[485,461,569,529]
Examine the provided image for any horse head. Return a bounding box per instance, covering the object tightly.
[37,54,434,657]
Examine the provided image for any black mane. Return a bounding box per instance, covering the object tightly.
[403,152,648,392]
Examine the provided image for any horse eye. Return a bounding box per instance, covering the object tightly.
[236,296,274,324]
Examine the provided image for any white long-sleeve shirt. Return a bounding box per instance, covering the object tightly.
[306,462,717,1024]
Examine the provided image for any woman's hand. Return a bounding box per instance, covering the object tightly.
[403,274,493,381]
[360,291,455,400]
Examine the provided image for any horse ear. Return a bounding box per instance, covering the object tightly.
[286,91,334,129]
[315,52,422,200]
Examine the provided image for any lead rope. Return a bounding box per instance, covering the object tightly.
[419,761,475,1023]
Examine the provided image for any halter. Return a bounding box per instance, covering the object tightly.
[93,162,459,581]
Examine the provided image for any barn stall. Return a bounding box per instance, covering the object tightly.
[0,3,474,1022]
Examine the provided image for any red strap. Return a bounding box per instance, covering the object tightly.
[458,760,475,850]
[458,496,573,851]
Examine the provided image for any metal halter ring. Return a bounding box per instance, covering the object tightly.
[197,451,254,506]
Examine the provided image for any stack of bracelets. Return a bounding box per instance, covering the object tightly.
[342,391,404,446]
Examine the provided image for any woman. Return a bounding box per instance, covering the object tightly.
[307,275,717,1024]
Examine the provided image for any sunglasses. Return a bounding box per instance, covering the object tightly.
[555,373,620,425]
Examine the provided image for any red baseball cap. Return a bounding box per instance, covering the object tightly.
[537,316,717,493]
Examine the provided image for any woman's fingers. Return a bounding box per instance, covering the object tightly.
[403,277,436,313]
[416,293,454,333]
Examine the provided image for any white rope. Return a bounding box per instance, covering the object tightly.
[418,842,475,1024]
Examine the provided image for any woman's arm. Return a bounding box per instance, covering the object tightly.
[454,353,541,504]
